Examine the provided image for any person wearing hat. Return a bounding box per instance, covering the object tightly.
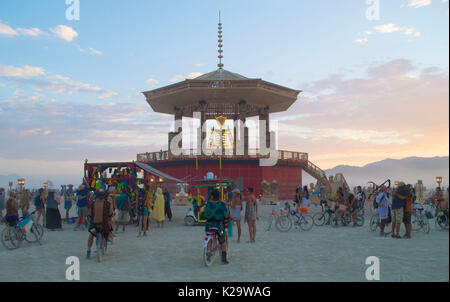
[230,188,243,243]
[402,185,414,239]
[391,181,409,238]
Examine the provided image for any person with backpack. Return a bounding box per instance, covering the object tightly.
[115,188,130,233]
[375,185,390,237]
[136,188,150,237]
[86,190,114,259]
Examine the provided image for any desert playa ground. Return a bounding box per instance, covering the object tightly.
[0,204,448,282]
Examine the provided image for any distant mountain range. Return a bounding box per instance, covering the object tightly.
[303,156,449,189]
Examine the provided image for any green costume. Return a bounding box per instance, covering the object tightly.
[202,201,229,232]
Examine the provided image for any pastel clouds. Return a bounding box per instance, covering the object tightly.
[374,23,421,37]
[0,64,117,99]
[0,20,44,37]
[146,78,160,87]
[278,59,449,168]
[170,72,203,82]
[0,65,45,77]
[50,25,78,42]
[407,0,432,8]
[355,38,368,45]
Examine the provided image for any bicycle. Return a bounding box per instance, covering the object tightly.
[341,208,365,227]
[313,205,334,226]
[285,204,313,231]
[87,224,109,262]
[368,212,392,235]
[435,208,449,230]
[411,204,430,234]
[266,203,290,232]
[203,227,228,267]
[1,210,44,250]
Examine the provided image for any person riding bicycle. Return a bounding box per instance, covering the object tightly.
[347,193,359,227]
[355,186,366,212]
[201,189,230,264]
[86,189,114,259]
[333,187,347,225]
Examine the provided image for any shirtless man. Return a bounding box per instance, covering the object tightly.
[244,188,258,243]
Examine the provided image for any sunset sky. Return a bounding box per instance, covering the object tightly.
[0,0,449,186]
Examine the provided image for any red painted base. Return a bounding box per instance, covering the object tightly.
[147,158,303,200]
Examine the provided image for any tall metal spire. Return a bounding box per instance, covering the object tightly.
[217,11,224,69]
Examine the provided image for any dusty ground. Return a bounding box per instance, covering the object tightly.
[0,203,448,282]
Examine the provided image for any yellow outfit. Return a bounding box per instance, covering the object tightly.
[152,188,165,222]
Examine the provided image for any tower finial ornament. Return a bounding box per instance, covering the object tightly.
[217,11,224,69]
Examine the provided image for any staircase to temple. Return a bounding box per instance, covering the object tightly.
[301,160,327,181]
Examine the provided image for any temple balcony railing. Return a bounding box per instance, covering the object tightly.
[136,149,308,163]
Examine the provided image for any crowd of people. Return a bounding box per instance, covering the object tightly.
[0,177,448,266]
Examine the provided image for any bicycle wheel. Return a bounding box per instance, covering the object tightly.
[25,224,40,243]
[411,213,421,231]
[34,224,44,240]
[275,215,292,232]
[313,212,326,226]
[422,220,430,234]
[1,227,19,250]
[369,215,378,232]
[299,215,314,231]
[436,214,449,230]
[203,238,216,267]
[355,214,365,227]
[96,233,103,263]
[265,215,274,231]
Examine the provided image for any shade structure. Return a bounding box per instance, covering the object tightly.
[142,68,301,118]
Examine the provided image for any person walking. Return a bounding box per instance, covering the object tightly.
[301,186,310,208]
[230,188,243,243]
[45,185,62,231]
[391,182,408,238]
[244,187,258,243]
[375,186,390,236]
[114,188,130,233]
[18,189,30,217]
[137,188,150,237]
[75,184,89,231]
[163,188,172,222]
[152,187,165,227]
[163,188,172,221]
[319,181,327,211]
[64,190,73,220]
[34,188,46,226]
